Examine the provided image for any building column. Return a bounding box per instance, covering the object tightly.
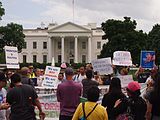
[48,37,52,63]
[74,36,78,63]
[88,36,91,63]
[61,36,65,63]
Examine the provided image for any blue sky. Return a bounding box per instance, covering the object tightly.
[1,0,160,32]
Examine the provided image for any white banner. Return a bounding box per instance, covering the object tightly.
[113,51,132,66]
[92,58,113,75]
[117,75,133,88]
[42,66,60,87]
[4,46,19,69]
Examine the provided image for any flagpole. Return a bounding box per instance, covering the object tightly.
[72,0,74,23]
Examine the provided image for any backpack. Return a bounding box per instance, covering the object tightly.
[116,106,134,120]
[79,103,98,120]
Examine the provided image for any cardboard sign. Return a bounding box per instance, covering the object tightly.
[140,51,155,69]
[92,58,113,75]
[117,75,133,88]
[42,66,60,87]
[4,46,19,69]
[113,51,132,66]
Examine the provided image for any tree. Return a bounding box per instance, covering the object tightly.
[148,24,160,64]
[99,17,148,64]
[0,1,5,19]
[0,23,25,63]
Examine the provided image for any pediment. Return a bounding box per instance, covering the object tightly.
[48,22,91,33]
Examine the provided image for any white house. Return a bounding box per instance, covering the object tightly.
[19,22,107,63]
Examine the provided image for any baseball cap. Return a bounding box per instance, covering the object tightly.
[0,72,7,82]
[127,81,141,92]
[65,67,74,75]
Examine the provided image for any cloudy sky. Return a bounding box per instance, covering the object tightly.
[1,0,160,32]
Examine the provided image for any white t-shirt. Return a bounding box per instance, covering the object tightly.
[74,74,86,83]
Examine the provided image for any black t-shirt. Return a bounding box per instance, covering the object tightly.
[102,92,126,119]
[6,84,38,120]
[148,91,160,116]
[137,72,150,83]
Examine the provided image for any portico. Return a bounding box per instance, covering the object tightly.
[48,22,92,63]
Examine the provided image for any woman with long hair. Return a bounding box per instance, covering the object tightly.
[102,77,126,119]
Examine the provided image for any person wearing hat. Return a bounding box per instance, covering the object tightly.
[20,67,34,87]
[28,65,36,78]
[0,72,10,120]
[57,67,82,120]
[111,81,147,120]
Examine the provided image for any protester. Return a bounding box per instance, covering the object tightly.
[145,66,158,84]
[112,81,147,120]
[6,73,45,120]
[82,70,99,98]
[101,74,112,85]
[20,67,34,87]
[146,72,160,120]
[28,65,36,78]
[93,71,103,84]
[135,66,150,83]
[57,67,82,120]
[72,86,108,120]
[102,77,126,119]
[35,68,44,86]
[0,72,10,120]
[74,66,86,82]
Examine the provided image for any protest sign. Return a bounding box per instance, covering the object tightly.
[140,51,155,69]
[92,58,113,75]
[35,87,60,120]
[117,75,133,88]
[4,46,19,69]
[113,51,132,66]
[42,66,60,87]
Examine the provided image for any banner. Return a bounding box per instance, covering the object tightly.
[4,46,19,69]
[42,66,60,87]
[140,51,155,69]
[117,75,133,88]
[113,51,132,66]
[35,87,60,120]
[92,58,113,75]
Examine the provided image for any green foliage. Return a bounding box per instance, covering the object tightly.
[0,1,5,18]
[100,17,148,64]
[148,24,160,64]
[0,23,25,53]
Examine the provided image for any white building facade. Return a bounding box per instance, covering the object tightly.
[19,22,107,63]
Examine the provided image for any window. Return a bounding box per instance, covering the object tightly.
[33,55,37,63]
[58,55,61,63]
[23,55,27,63]
[43,55,47,63]
[43,42,47,49]
[58,41,61,49]
[82,42,86,49]
[82,55,86,63]
[23,42,27,49]
[70,41,74,49]
[97,42,101,49]
[33,42,37,49]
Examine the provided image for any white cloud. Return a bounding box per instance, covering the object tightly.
[2,0,160,32]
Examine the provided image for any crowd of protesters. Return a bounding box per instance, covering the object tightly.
[0,63,160,120]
